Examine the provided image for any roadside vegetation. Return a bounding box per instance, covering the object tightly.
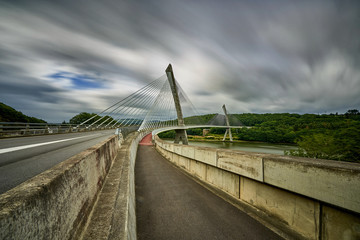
[0,102,46,123]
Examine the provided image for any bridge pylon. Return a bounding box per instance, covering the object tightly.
[166,64,188,145]
[222,104,233,142]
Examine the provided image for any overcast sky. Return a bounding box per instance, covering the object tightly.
[0,0,359,122]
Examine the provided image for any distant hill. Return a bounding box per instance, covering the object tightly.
[0,102,46,123]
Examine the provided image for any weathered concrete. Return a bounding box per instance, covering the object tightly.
[154,135,360,240]
[218,150,264,181]
[263,156,360,213]
[0,135,119,240]
[321,205,360,240]
[165,64,188,145]
[240,177,320,239]
[80,131,147,240]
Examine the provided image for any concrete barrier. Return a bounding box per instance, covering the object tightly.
[154,136,360,240]
[0,135,119,239]
[80,131,148,240]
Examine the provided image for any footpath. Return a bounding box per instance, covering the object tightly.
[135,137,283,240]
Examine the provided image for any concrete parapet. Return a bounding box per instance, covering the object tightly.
[263,156,360,214]
[154,136,360,240]
[0,135,119,240]
[81,131,147,240]
[240,177,320,239]
[218,150,264,182]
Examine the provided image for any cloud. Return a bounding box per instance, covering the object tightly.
[0,0,359,122]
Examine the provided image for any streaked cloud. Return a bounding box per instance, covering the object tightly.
[0,0,359,122]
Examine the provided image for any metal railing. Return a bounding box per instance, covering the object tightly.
[0,122,120,138]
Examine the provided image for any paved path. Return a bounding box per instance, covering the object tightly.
[135,144,283,240]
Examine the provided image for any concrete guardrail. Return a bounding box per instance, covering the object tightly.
[80,131,148,240]
[154,135,360,240]
[0,135,119,239]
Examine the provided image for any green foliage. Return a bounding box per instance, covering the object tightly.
[157,110,360,162]
[184,114,216,125]
[69,112,114,125]
[285,125,360,162]
[158,130,175,139]
[0,102,46,123]
[209,127,226,134]
[232,111,360,162]
[186,128,203,136]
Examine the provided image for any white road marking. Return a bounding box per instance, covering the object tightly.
[0,134,100,154]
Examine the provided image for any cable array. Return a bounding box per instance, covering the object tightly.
[78,74,202,132]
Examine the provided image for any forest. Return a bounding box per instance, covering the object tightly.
[0,102,46,123]
[159,110,360,163]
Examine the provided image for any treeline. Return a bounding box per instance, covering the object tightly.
[0,102,46,123]
[184,114,216,125]
[159,110,360,162]
[231,111,360,162]
[69,112,115,125]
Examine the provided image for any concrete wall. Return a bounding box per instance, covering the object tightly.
[0,135,119,240]
[80,131,147,240]
[107,131,147,240]
[155,136,360,240]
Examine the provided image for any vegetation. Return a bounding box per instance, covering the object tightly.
[234,111,360,162]
[0,102,46,123]
[69,112,114,125]
[184,114,216,125]
[159,110,360,163]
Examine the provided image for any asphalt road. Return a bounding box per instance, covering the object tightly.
[0,130,115,194]
[135,145,283,240]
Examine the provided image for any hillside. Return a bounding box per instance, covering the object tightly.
[0,102,46,123]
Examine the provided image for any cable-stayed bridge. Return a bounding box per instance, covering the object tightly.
[76,64,243,135]
[0,64,243,139]
[0,65,359,240]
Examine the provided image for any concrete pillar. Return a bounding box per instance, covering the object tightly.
[166,64,188,145]
[222,104,233,141]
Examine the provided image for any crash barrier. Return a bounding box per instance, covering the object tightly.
[0,135,119,239]
[80,131,148,240]
[154,136,360,240]
[0,122,118,138]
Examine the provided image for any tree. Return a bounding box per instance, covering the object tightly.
[69,112,100,124]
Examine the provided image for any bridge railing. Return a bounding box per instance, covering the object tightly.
[0,122,119,138]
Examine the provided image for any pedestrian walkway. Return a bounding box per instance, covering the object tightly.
[139,133,153,146]
[135,144,283,240]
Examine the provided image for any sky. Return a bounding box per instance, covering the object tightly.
[0,0,359,122]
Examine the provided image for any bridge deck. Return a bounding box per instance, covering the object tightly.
[135,143,283,240]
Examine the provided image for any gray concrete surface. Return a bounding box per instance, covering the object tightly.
[0,130,114,193]
[0,135,119,240]
[135,145,283,240]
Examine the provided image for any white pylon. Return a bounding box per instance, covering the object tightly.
[222,104,233,142]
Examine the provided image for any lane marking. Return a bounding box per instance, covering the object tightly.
[0,134,100,154]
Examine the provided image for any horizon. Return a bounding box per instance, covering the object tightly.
[1,101,358,124]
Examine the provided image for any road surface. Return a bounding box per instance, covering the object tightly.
[0,130,115,194]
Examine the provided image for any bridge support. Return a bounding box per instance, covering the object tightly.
[222,104,233,142]
[166,64,188,145]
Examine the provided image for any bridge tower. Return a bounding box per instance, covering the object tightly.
[222,104,233,142]
[166,64,189,145]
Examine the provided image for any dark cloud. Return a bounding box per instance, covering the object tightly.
[0,0,359,122]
